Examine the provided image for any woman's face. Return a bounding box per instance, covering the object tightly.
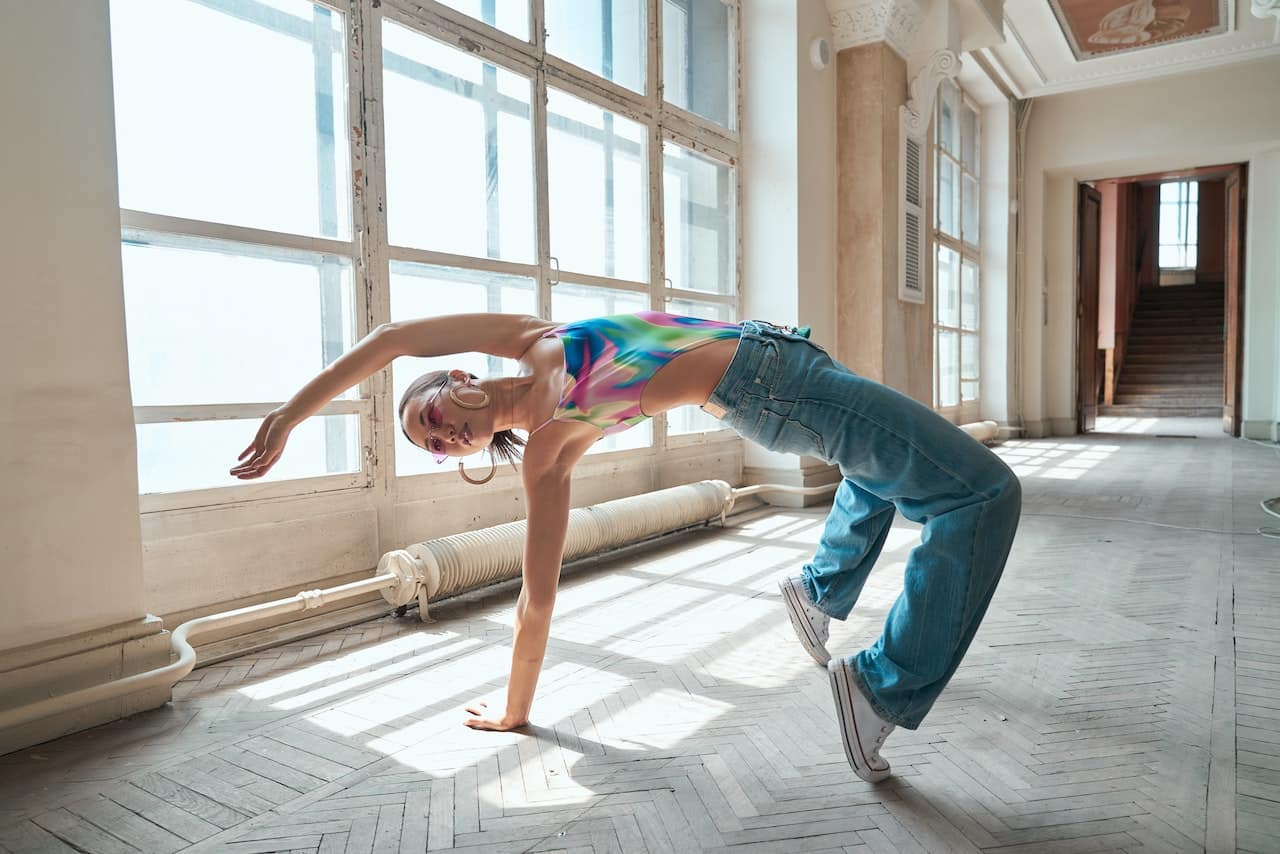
[404,374,495,462]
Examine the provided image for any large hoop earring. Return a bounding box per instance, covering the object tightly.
[458,451,497,485]
[450,383,489,410]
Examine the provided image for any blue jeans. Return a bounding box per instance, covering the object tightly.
[706,320,1022,729]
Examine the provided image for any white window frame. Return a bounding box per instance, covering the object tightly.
[118,0,742,512]
[931,80,980,424]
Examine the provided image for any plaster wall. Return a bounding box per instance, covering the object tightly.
[1021,57,1280,435]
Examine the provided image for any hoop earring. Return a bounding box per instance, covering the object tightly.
[458,451,497,485]
[450,383,490,410]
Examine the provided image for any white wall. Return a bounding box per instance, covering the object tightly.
[0,3,148,650]
[1021,57,1280,436]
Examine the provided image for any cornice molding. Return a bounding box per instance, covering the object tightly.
[826,0,925,60]
[900,49,960,140]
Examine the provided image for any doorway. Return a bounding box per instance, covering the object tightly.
[1076,164,1247,436]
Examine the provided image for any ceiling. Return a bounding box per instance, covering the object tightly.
[977,0,1280,97]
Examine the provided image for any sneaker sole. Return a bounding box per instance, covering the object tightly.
[778,578,831,666]
[828,660,892,784]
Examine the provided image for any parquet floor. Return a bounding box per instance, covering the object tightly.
[2,422,1278,853]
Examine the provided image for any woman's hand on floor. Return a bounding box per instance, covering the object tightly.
[463,700,528,732]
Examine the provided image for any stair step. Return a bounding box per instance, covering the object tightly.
[1098,404,1222,417]
[1113,395,1222,407]
[1127,345,1224,355]
[1116,386,1223,397]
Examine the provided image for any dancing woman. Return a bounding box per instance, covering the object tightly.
[231,310,1021,782]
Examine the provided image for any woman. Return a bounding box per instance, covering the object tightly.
[231,310,1021,784]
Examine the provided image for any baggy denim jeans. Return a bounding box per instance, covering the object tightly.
[705,320,1022,729]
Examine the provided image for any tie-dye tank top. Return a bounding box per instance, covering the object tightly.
[534,311,743,436]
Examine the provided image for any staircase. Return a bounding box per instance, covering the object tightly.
[1100,284,1224,418]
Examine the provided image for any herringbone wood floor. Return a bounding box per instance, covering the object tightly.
[2,424,1277,853]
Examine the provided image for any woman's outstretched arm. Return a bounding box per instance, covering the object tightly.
[231,313,544,479]
[466,462,575,730]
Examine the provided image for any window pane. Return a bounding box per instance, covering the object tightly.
[547,88,649,282]
[546,0,646,93]
[551,283,649,322]
[961,103,978,174]
[110,0,351,239]
[1159,202,1181,245]
[937,330,959,408]
[961,380,979,402]
[936,246,960,328]
[939,80,959,156]
[121,238,355,406]
[550,284,651,453]
[663,143,735,295]
[662,0,734,129]
[961,333,979,382]
[960,260,979,331]
[434,0,530,40]
[138,415,359,495]
[389,263,536,476]
[938,156,960,238]
[665,299,736,436]
[962,174,979,246]
[383,21,535,261]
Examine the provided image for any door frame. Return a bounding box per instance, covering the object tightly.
[1076,182,1102,434]
[1224,165,1247,436]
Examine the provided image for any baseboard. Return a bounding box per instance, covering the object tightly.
[0,616,171,756]
[1050,417,1078,436]
[1021,419,1049,438]
[1243,420,1280,442]
[743,459,840,508]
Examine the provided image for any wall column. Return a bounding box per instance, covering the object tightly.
[0,1,169,754]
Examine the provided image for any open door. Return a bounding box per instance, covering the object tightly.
[1078,184,1102,433]
[1224,166,1247,436]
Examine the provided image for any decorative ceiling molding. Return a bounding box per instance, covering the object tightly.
[901,49,961,140]
[989,1,1280,98]
[826,0,925,60]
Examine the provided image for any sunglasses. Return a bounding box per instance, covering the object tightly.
[423,380,449,464]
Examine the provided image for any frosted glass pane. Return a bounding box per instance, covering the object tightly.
[938,157,960,239]
[961,260,979,331]
[663,143,735,295]
[121,239,355,406]
[138,415,359,494]
[546,0,645,93]
[936,246,960,328]
[110,0,351,239]
[547,88,648,282]
[938,330,959,408]
[434,0,529,40]
[383,21,535,261]
[388,263,536,476]
[662,0,734,129]
[962,174,980,246]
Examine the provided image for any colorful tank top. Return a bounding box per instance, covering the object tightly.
[533,311,743,436]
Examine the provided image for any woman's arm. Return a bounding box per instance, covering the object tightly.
[231,313,544,479]
[231,322,402,479]
[465,456,577,730]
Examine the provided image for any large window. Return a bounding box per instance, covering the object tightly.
[111,0,740,506]
[932,80,980,417]
[1159,181,1198,270]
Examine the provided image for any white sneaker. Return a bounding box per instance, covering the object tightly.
[827,657,895,783]
[777,574,831,666]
